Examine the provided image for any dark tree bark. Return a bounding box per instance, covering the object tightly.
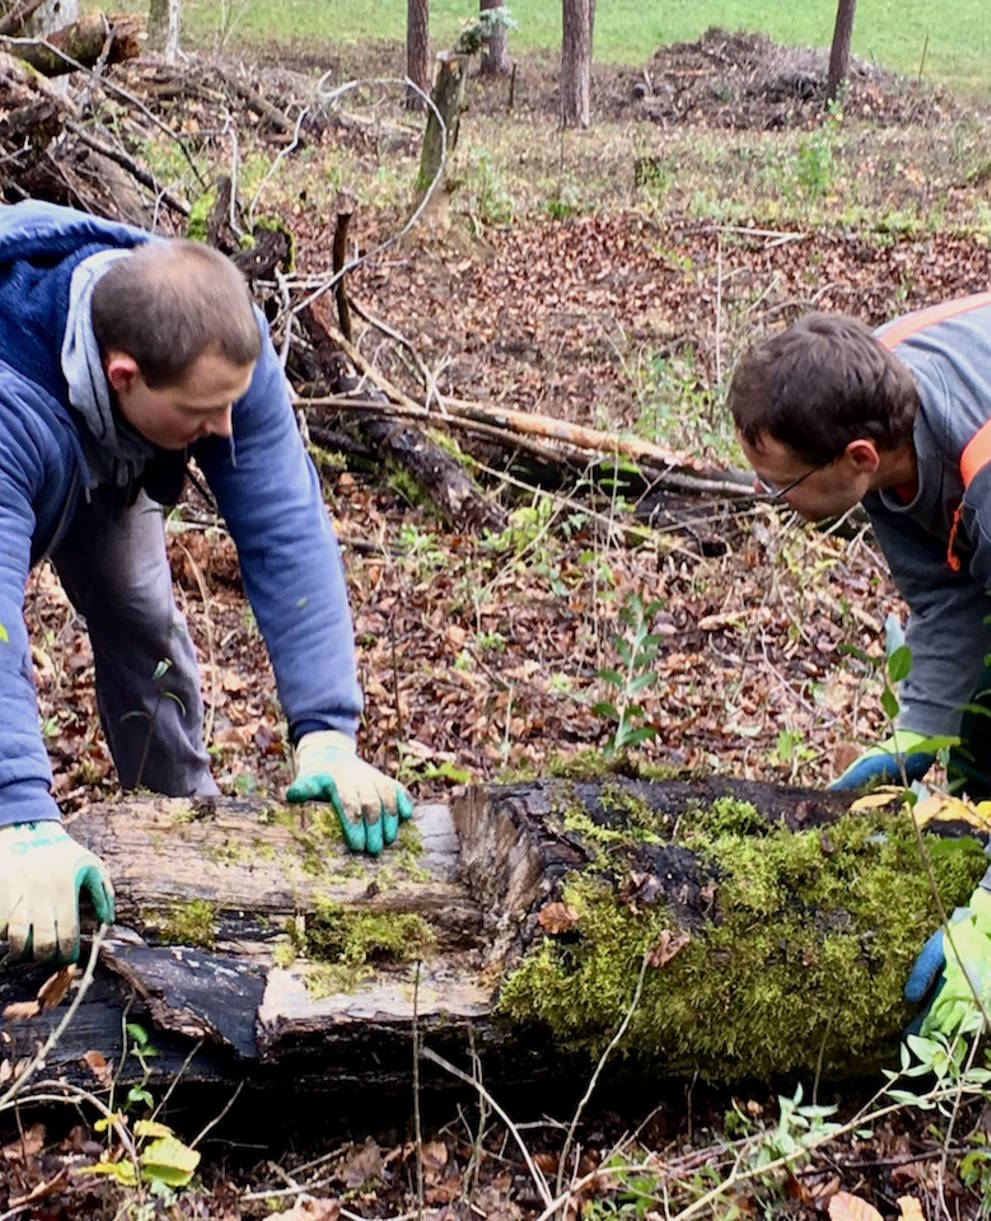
[479,0,510,78]
[827,0,857,102]
[560,0,592,129]
[405,0,429,111]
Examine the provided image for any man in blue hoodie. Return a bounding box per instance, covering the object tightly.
[0,200,412,965]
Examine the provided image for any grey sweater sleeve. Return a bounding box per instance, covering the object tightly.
[867,493,991,738]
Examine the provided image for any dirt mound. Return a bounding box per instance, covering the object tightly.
[618,25,949,130]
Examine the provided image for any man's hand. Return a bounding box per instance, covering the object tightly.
[286,730,413,856]
[0,821,115,963]
[905,886,991,1039]
[829,729,935,790]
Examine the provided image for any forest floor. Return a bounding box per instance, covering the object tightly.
[7,26,991,1221]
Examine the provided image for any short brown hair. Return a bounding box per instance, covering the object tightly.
[728,312,919,464]
[91,239,261,389]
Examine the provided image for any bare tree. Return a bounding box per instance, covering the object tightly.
[560,0,592,128]
[827,0,856,102]
[480,0,511,77]
[148,0,181,62]
[406,0,430,111]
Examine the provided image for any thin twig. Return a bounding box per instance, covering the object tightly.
[420,1046,553,1209]
[191,1079,245,1149]
[0,925,107,1107]
[556,951,650,1198]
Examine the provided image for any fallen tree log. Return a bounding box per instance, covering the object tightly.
[299,319,754,498]
[295,305,507,533]
[5,11,143,76]
[1,777,985,1097]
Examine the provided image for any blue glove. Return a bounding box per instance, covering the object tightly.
[829,730,935,790]
[904,886,991,1038]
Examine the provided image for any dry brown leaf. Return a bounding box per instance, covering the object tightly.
[38,965,77,1011]
[828,1191,883,1221]
[1,1122,45,1162]
[897,1199,924,1221]
[81,1049,113,1086]
[421,1140,448,1175]
[2,1000,40,1023]
[538,902,580,935]
[263,1199,340,1221]
[647,930,691,969]
[341,1139,383,1188]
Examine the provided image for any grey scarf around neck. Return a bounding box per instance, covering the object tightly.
[61,248,154,489]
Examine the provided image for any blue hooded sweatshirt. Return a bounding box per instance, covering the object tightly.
[0,200,362,827]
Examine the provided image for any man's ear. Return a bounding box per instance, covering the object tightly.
[845,438,881,474]
[103,351,141,395]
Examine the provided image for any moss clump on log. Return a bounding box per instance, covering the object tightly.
[143,899,218,950]
[282,896,435,997]
[497,790,988,1080]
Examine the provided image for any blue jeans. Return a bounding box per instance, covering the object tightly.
[51,488,218,797]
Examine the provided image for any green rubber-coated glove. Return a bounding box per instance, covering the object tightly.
[286,730,414,856]
[906,887,991,1039]
[0,821,115,963]
[829,729,935,790]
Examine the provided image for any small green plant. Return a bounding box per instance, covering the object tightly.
[790,89,846,203]
[593,592,665,755]
[461,146,515,228]
[121,658,186,790]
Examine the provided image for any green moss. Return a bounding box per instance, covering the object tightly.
[186,189,217,243]
[144,900,217,950]
[204,836,246,867]
[285,897,433,995]
[498,802,989,1081]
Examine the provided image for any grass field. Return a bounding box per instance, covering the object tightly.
[177,0,991,99]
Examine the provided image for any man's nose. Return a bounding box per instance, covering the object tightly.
[205,405,234,438]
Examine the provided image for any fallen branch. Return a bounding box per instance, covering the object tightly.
[300,317,752,495]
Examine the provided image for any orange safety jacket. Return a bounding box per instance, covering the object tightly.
[879,292,991,572]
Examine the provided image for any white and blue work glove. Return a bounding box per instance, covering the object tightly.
[904,881,991,1039]
[829,729,935,790]
[286,730,413,856]
[0,821,115,963]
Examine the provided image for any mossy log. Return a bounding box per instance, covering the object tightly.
[11,12,143,76]
[1,778,986,1095]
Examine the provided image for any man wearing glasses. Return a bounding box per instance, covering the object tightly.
[728,296,991,1038]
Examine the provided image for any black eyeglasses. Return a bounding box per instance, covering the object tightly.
[756,463,826,501]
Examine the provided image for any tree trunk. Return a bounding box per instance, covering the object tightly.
[560,0,592,128]
[405,0,429,111]
[827,0,857,102]
[295,304,506,533]
[479,0,510,78]
[1,778,982,1094]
